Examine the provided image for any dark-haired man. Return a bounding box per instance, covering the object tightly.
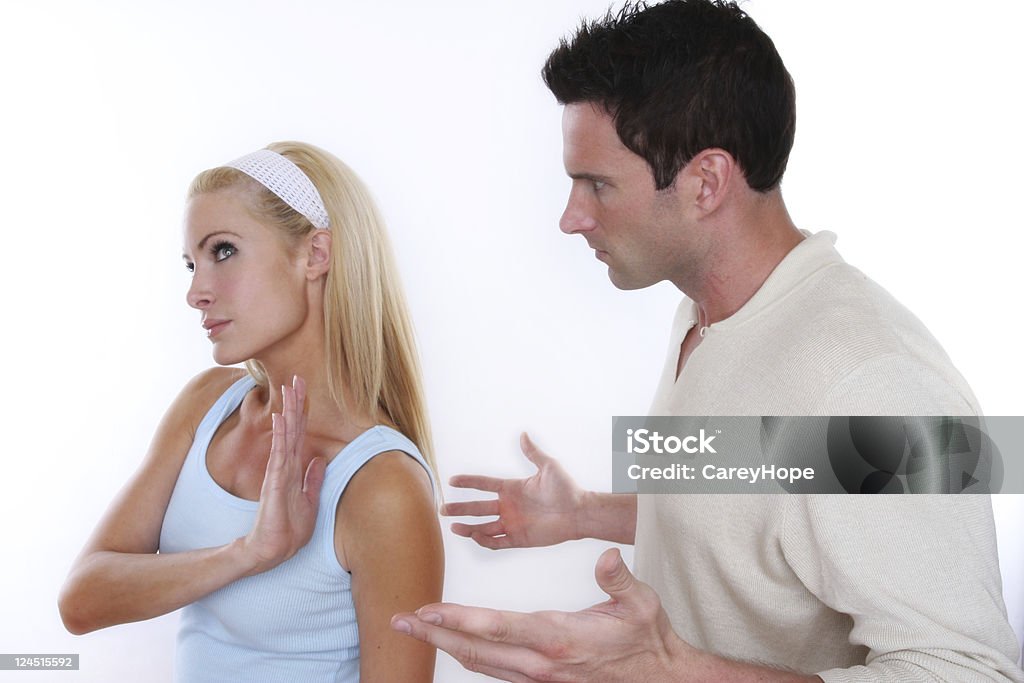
[393,1,1023,680]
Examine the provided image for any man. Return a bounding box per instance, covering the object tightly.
[392,1,1024,680]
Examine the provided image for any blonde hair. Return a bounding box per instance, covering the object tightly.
[186,141,437,479]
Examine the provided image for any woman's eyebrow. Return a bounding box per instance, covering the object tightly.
[181,230,242,259]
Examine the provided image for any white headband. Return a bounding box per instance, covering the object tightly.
[225,149,331,229]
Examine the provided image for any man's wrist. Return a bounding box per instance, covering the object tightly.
[574,490,636,544]
[664,642,821,683]
[573,489,597,541]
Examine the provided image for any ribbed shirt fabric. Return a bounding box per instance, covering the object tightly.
[159,375,433,683]
[635,231,1024,681]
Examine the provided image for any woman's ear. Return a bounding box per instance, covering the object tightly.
[305,230,332,280]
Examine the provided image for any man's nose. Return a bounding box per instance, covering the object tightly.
[559,189,597,235]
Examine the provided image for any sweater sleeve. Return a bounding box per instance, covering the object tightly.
[813,352,982,418]
[780,354,1022,681]
[781,495,1022,682]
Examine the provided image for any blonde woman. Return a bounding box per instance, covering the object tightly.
[59,142,443,682]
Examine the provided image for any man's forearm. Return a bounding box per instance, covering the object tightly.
[575,491,637,544]
[680,649,823,683]
[662,635,822,683]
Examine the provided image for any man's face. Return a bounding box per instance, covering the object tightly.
[560,102,693,290]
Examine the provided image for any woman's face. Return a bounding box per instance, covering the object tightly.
[182,188,310,366]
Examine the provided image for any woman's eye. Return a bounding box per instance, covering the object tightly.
[184,262,195,273]
[213,243,236,261]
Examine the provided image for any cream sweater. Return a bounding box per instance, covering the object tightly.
[635,231,1023,681]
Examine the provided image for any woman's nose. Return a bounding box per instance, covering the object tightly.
[186,272,213,310]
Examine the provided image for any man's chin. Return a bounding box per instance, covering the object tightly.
[607,268,657,291]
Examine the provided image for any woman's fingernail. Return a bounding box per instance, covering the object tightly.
[392,619,411,634]
[417,611,442,625]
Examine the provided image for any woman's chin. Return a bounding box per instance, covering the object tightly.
[211,346,249,367]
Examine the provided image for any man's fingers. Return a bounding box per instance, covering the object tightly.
[519,432,550,469]
[450,520,504,538]
[470,532,516,550]
[592,547,664,621]
[462,662,536,683]
[389,614,544,683]
[595,547,635,596]
[442,499,500,517]
[449,474,506,493]
[413,604,554,647]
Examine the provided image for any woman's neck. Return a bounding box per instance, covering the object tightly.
[248,319,375,439]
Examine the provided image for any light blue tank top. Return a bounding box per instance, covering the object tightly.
[159,375,433,683]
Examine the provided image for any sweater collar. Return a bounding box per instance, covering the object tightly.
[694,230,844,332]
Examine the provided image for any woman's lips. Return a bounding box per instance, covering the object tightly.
[203,319,231,338]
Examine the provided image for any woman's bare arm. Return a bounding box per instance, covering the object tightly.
[58,371,324,635]
[337,451,444,683]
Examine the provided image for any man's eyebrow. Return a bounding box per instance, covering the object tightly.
[182,230,241,259]
[567,172,613,183]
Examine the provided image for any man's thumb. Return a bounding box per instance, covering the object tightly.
[594,547,637,601]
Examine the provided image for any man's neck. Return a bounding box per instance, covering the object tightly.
[679,196,805,327]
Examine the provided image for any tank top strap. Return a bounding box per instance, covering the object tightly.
[194,374,258,444]
[322,425,435,502]
[316,426,435,574]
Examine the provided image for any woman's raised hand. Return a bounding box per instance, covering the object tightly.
[241,375,327,575]
[442,433,586,549]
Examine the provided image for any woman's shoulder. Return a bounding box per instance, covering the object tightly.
[335,448,440,572]
[171,367,252,428]
[184,366,250,394]
[340,445,435,528]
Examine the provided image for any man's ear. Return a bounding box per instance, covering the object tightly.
[689,148,736,214]
[305,229,332,280]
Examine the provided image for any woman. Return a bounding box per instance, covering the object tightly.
[58,142,443,682]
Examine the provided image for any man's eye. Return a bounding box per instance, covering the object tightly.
[593,180,607,191]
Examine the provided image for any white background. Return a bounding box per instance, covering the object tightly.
[1,1,1021,680]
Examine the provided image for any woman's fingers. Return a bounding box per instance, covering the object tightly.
[282,383,298,457]
[266,379,307,490]
[267,377,315,501]
[303,456,326,502]
[278,380,310,484]
[267,413,286,477]
[293,376,308,460]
